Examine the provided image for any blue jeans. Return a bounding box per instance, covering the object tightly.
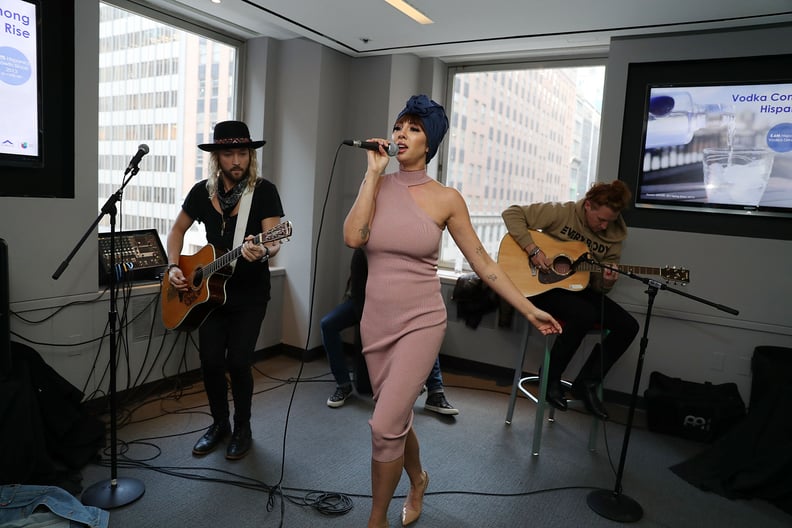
[320,299,445,392]
[320,298,358,388]
[425,357,444,394]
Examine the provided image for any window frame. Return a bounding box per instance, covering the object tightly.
[437,56,608,271]
[98,0,246,253]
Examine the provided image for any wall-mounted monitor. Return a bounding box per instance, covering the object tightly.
[0,0,73,198]
[618,54,792,240]
[0,0,42,167]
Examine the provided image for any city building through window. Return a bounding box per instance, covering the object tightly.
[440,65,606,271]
[98,2,239,254]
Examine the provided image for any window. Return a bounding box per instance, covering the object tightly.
[98,2,240,254]
[440,64,605,270]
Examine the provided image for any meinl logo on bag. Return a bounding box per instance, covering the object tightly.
[683,415,711,432]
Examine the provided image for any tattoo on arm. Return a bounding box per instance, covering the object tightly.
[475,245,485,256]
[486,273,497,282]
[358,224,370,241]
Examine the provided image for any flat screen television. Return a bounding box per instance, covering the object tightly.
[0,0,42,167]
[618,54,792,240]
[0,0,74,198]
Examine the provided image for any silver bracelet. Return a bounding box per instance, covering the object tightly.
[528,246,541,258]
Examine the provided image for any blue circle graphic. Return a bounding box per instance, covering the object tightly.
[0,46,31,86]
[767,123,792,153]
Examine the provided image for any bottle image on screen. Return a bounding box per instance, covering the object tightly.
[645,91,734,149]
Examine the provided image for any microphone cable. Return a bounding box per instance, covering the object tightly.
[262,142,353,525]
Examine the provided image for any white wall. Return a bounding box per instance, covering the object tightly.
[261,38,361,351]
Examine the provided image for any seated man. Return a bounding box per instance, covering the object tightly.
[321,248,458,415]
[501,180,639,420]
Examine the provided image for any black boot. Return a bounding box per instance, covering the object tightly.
[226,422,252,460]
[571,380,609,421]
[545,380,568,411]
[192,421,231,455]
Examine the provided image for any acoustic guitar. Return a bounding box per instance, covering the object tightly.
[161,220,293,331]
[497,231,690,297]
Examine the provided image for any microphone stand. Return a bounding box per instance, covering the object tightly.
[53,164,145,509]
[581,255,738,522]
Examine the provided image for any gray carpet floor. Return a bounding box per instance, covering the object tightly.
[78,353,792,527]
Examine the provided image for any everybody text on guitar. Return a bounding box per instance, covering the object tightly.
[498,230,690,297]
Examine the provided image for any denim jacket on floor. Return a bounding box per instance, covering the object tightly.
[0,484,109,528]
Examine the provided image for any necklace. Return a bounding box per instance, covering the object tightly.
[217,176,246,236]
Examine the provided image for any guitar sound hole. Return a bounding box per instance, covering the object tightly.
[551,256,573,276]
[192,270,204,289]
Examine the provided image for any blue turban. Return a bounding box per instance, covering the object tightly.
[396,94,449,164]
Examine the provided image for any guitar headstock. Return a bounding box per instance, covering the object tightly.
[261,221,293,244]
[660,266,690,285]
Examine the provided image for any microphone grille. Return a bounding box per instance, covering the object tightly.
[138,144,150,154]
[386,142,398,157]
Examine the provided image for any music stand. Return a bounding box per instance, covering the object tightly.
[581,256,738,522]
[53,163,145,509]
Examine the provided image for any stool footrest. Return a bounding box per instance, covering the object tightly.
[516,376,574,404]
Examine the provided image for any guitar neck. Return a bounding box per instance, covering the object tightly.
[202,232,267,277]
[193,221,292,279]
[575,261,662,275]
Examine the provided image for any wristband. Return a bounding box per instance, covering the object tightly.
[260,245,270,263]
[166,263,180,272]
[528,246,541,258]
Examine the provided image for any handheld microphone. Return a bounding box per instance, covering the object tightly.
[343,139,398,157]
[125,144,150,174]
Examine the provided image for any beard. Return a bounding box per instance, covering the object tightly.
[221,166,248,186]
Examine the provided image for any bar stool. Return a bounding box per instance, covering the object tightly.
[505,322,604,456]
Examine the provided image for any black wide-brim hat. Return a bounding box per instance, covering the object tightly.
[198,120,266,151]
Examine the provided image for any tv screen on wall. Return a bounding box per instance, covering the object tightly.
[618,54,792,239]
[0,0,73,198]
[0,0,42,168]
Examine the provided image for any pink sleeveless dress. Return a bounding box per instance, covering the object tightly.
[361,168,447,462]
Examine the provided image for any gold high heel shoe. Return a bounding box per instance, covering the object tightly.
[401,470,429,526]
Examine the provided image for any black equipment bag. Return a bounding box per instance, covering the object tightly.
[1,342,105,486]
[644,371,746,443]
[750,345,792,411]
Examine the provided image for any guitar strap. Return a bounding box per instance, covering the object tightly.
[230,186,254,272]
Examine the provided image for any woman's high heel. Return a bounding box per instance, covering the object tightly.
[401,470,429,526]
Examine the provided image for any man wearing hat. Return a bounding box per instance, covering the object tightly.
[166,120,284,460]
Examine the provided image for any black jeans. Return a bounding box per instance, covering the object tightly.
[198,302,268,426]
[530,288,639,385]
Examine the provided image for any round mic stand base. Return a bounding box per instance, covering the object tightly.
[587,489,643,523]
[82,477,145,510]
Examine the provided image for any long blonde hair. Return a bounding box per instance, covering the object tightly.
[205,149,260,198]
